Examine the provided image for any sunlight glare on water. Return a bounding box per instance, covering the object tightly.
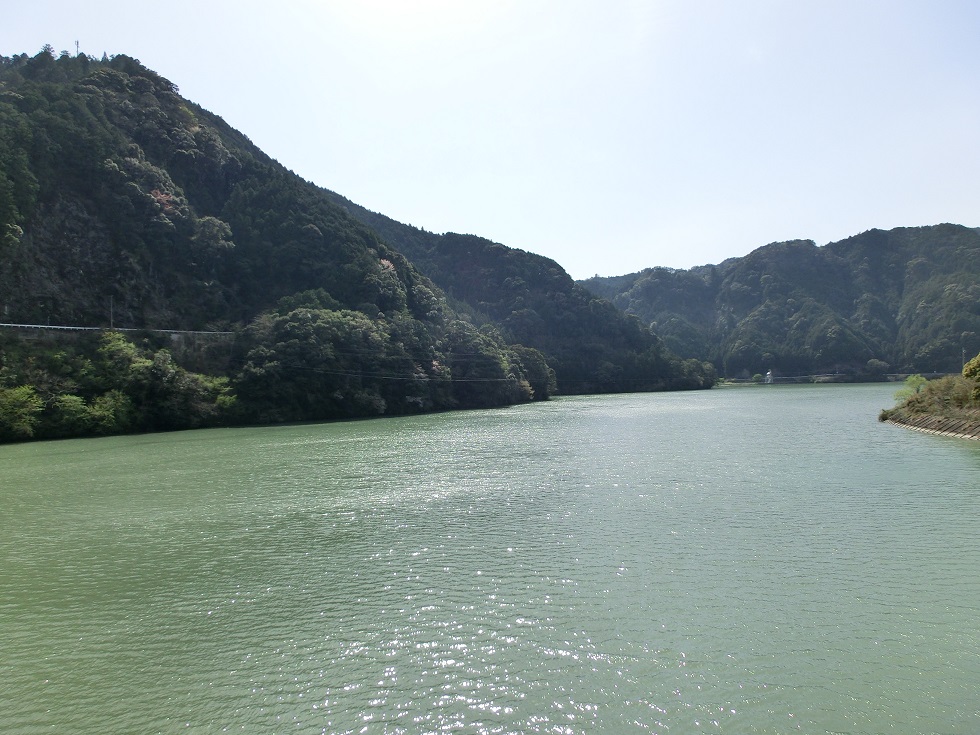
[1,384,979,733]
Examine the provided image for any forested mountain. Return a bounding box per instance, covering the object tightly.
[581,225,980,378]
[0,48,711,441]
[323,195,714,394]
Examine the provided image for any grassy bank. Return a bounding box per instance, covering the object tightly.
[879,374,980,440]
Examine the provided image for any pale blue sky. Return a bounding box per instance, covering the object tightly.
[4,1,979,279]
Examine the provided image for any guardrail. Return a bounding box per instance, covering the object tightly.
[721,372,951,384]
[0,322,234,336]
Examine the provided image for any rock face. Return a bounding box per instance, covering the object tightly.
[885,412,980,441]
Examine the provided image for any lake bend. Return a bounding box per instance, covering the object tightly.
[2,383,979,734]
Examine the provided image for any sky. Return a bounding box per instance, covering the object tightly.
[4,1,979,279]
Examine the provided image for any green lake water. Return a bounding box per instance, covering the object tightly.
[2,383,979,733]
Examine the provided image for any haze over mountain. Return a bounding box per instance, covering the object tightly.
[581,225,980,378]
[0,48,712,441]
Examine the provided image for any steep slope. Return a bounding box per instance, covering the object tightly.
[0,50,426,330]
[0,48,712,441]
[581,225,980,377]
[0,49,552,439]
[326,195,716,393]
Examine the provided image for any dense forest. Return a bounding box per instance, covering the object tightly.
[323,195,715,394]
[0,47,712,442]
[581,225,980,378]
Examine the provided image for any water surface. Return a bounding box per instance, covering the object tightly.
[2,384,979,733]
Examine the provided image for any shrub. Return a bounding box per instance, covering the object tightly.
[0,385,44,440]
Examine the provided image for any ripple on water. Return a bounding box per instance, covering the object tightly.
[1,386,979,733]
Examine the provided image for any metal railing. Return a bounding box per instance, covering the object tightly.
[0,322,234,336]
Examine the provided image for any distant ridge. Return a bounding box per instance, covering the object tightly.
[580,224,980,378]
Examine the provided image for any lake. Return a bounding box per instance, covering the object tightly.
[2,383,979,734]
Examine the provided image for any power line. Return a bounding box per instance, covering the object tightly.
[245,361,521,383]
[0,322,234,336]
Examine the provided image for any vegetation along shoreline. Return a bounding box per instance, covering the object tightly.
[879,357,980,441]
[2,48,980,443]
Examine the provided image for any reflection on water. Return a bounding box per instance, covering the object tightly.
[2,384,979,733]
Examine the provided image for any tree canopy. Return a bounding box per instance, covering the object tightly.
[0,48,711,441]
[582,226,980,378]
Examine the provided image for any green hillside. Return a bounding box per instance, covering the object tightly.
[323,196,715,394]
[581,225,980,378]
[0,48,710,441]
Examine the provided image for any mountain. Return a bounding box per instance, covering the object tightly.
[580,225,980,377]
[0,48,711,441]
[322,195,715,394]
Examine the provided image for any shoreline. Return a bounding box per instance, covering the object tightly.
[884,413,980,441]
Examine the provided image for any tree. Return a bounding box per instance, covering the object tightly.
[894,374,927,402]
[235,308,397,421]
[865,358,890,377]
[509,345,555,400]
[963,353,980,401]
[47,394,92,437]
[0,385,43,440]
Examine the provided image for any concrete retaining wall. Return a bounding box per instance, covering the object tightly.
[886,413,980,441]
